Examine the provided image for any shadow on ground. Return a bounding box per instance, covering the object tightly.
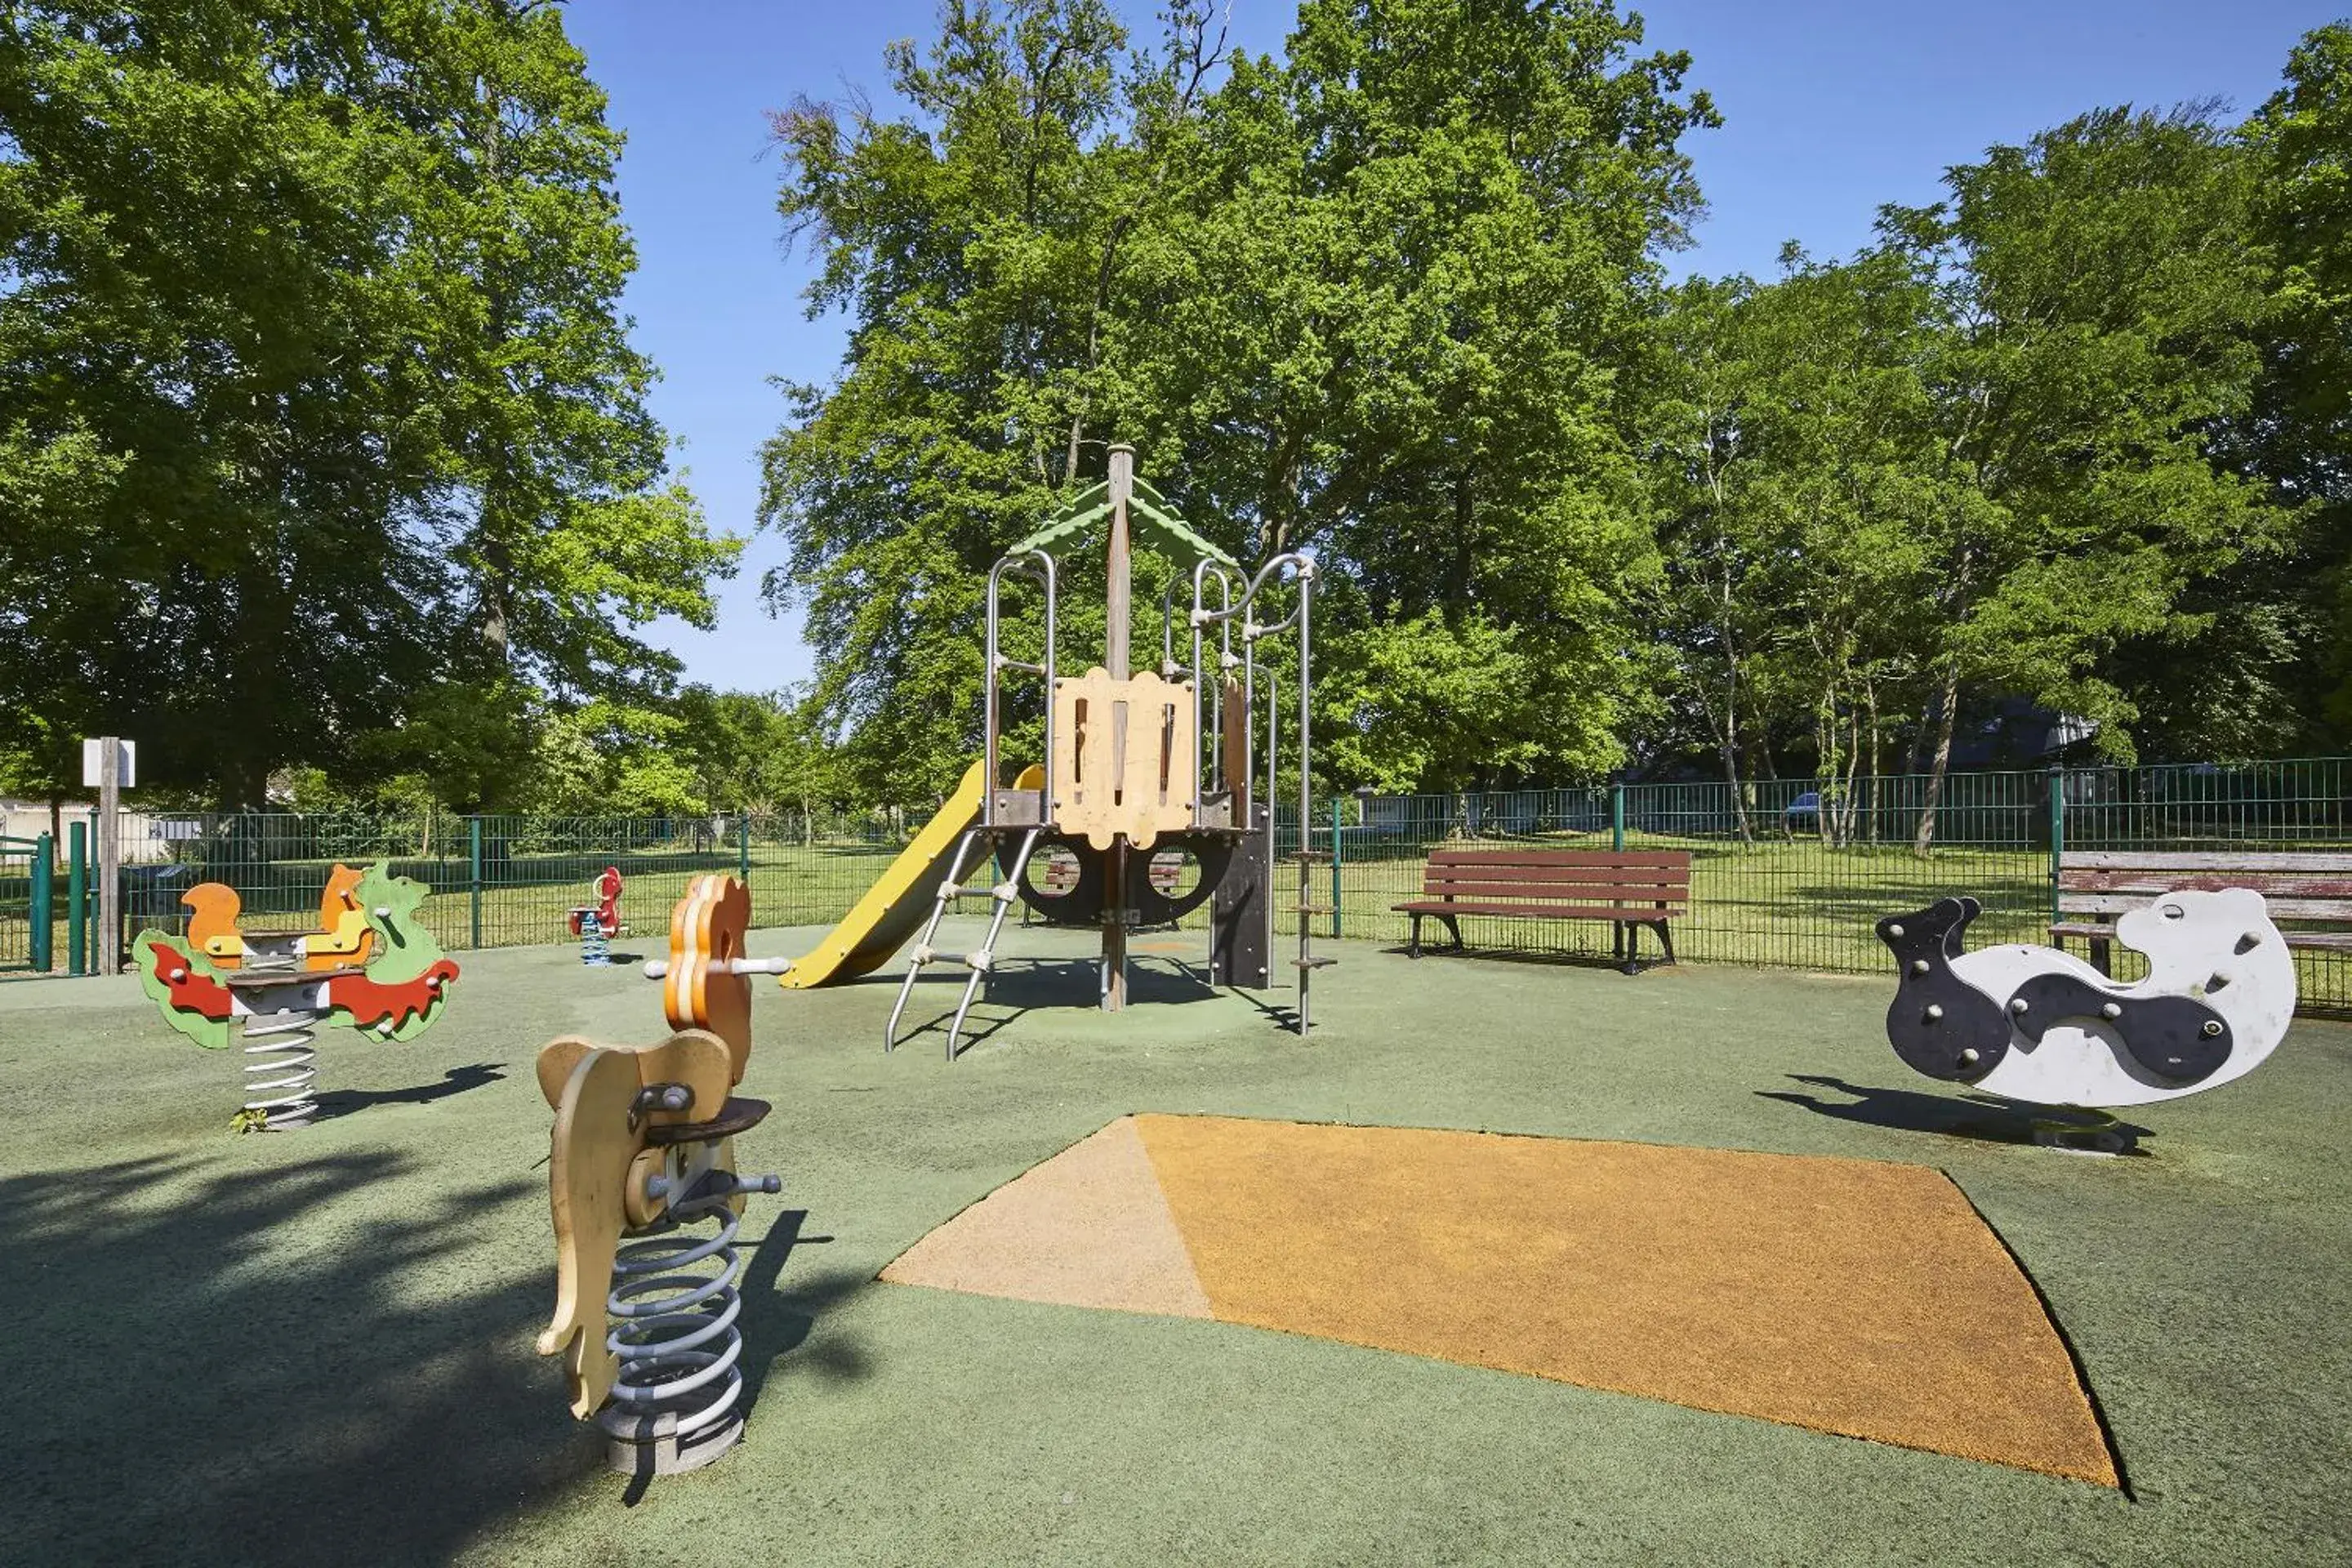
[888,956,1223,1052]
[314,1062,506,1117]
[1,1147,875,1565]
[1757,1074,2154,1153]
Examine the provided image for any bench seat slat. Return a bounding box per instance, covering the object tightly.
[1425,848,1693,869]
[2058,893,2352,921]
[2059,871,2352,898]
[1424,871,1690,893]
[1395,898,1684,921]
[2053,920,2352,953]
[2064,850,2352,873]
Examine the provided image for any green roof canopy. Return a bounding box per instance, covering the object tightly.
[1004,475,1239,568]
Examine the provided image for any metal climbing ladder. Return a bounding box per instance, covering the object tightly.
[883,826,1044,1061]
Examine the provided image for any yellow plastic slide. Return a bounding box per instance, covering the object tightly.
[778,760,991,989]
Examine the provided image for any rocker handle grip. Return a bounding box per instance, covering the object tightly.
[640,956,796,980]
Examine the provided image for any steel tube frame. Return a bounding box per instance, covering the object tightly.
[984,550,1058,829]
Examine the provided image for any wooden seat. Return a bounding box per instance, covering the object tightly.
[1392,848,1693,974]
[2051,851,2352,973]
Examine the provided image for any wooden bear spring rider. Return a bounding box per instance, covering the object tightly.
[537,873,793,1477]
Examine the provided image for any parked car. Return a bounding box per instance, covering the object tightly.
[1784,791,1822,835]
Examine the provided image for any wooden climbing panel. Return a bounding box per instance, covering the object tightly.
[1050,667,1198,851]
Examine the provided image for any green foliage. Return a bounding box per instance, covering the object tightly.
[0,0,738,809]
[764,0,1715,793]
[1650,100,2287,846]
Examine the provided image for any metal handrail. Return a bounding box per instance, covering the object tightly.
[984,550,1058,827]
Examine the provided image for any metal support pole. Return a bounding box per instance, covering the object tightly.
[1102,443,1134,1011]
[469,817,484,951]
[29,831,52,972]
[738,813,751,889]
[67,820,87,977]
[96,739,121,973]
[1612,782,1626,853]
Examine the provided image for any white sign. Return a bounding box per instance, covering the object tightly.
[81,737,136,788]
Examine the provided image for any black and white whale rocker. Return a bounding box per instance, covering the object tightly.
[1874,889,2295,1138]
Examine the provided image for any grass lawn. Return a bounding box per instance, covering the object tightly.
[13,830,2349,1009]
[3,920,2349,1565]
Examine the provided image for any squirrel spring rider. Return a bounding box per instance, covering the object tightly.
[537,874,794,1477]
[133,862,460,1130]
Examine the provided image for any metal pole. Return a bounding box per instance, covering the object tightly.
[1330,796,1342,940]
[1612,782,1626,853]
[67,820,87,977]
[1102,443,1134,1010]
[468,817,484,950]
[738,812,751,888]
[2047,764,2065,930]
[96,739,121,973]
[30,831,52,972]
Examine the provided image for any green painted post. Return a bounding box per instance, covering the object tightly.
[1611,782,1626,852]
[738,811,751,888]
[1330,796,1343,939]
[29,832,52,972]
[67,822,87,976]
[468,817,484,951]
[2047,765,2065,930]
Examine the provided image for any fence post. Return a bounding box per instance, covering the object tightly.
[29,832,52,972]
[468,817,483,951]
[1330,795,1343,939]
[1611,782,1626,853]
[2046,765,2065,930]
[738,812,751,889]
[2051,766,2069,940]
[67,821,87,977]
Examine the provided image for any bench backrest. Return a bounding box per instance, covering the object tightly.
[2056,850,2352,926]
[1420,847,1692,911]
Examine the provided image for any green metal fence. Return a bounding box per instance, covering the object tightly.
[0,835,52,974]
[2,759,2346,1009]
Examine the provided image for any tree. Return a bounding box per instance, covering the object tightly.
[0,1,737,809]
[1887,105,2284,844]
[763,0,1716,795]
[2233,24,2352,746]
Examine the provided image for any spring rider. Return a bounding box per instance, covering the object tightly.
[537,873,795,1477]
[567,866,625,965]
[1876,887,2296,1151]
[132,862,461,1130]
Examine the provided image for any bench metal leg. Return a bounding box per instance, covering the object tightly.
[1622,921,1640,976]
[1408,913,1423,960]
[1653,920,1676,968]
[1437,913,1464,952]
[2090,936,2112,977]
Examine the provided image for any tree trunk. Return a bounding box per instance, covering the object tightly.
[1913,656,1962,856]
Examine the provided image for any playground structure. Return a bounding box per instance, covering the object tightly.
[131,862,460,1129]
[538,874,791,1477]
[567,866,625,965]
[775,446,1329,1057]
[1876,887,2295,1145]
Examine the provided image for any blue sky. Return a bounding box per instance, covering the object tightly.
[561,0,2337,695]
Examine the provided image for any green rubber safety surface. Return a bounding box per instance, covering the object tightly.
[3,925,2350,1565]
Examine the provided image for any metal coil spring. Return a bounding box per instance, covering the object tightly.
[241,1004,323,1131]
[597,1183,748,1450]
[580,912,611,966]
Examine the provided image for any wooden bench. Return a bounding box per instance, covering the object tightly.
[1393,848,1692,974]
[2052,849,2352,973]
